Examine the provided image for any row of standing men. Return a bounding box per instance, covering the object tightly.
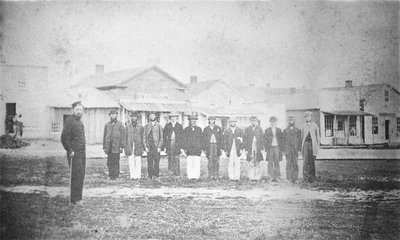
[61,101,320,204]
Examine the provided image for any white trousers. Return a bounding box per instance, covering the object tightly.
[128,155,142,179]
[187,155,201,179]
[248,160,261,180]
[228,142,241,180]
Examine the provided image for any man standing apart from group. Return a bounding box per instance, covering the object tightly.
[183,114,203,180]
[223,118,243,181]
[163,112,184,176]
[283,117,302,183]
[143,112,163,180]
[61,101,86,205]
[202,116,223,179]
[244,116,264,181]
[124,111,144,179]
[103,109,125,180]
[264,116,283,182]
[301,111,320,183]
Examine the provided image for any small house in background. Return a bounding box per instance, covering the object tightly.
[236,84,319,129]
[47,87,120,144]
[0,65,50,138]
[319,80,400,146]
[186,78,263,129]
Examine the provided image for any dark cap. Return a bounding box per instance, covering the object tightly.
[208,116,216,120]
[71,101,83,109]
[269,116,278,122]
[109,109,118,114]
[149,111,157,115]
[129,111,140,117]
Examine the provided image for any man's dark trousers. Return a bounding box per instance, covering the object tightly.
[67,148,86,203]
[107,151,120,179]
[147,129,160,178]
[303,141,315,182]
[285,146,298,182]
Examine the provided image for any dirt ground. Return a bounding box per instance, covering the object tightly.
[0,154,400,239]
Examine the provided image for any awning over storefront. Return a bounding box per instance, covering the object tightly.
[120,101,195,113]
[322,111,373,116]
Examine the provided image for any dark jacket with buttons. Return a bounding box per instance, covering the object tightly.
[61,115,86,153]
[202,125,223,158]
[103,119,125,154]
[163,122,184,155]
[124,122,144,156]
[183,125,203,156]
[283,125,302,153]
[244,125,264,162]
[223,127,243,157]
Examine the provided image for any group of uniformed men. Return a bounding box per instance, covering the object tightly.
[61,101,320,204]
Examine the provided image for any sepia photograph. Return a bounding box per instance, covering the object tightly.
[0,0,399,239]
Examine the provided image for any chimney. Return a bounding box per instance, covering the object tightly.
[95,64,104,74]
[290,87,296,94]
[266,83,271,88]
[190,76,197,84]
[345,80,352,88]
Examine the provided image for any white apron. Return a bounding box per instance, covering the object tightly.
[228,141,240,180]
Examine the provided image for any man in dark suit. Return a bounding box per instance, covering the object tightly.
[283,117,302,183]
[124,111,144,179]
[264,116,283,182]
[183,114,203,179]
[163,112,184,176]
[61,101,86,205]
[143,112,163,179]
[103,109,125,180]
[244,116,264,181]
[202,116,223,179]
[223,118,243,181]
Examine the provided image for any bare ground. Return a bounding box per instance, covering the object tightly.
[0,154,400,239]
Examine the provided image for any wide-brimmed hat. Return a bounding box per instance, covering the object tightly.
[304,111,313,117]
[250,116,258,121]
[169,112,179,118]
[228,117,238,122]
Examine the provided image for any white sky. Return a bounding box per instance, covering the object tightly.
[1,1,399,89]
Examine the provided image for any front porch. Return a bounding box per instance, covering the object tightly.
[320,111,372,146]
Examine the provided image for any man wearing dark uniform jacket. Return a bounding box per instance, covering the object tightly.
[163,112,184,176]
[103,109,125,180]
[283,117,302,183]
[61,101,86,205]
[202,116,223,179]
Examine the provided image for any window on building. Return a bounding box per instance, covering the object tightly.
[350,116,357,136]
[51,122,61,133]
[384,90,389,102]
[18,80,26,89]
[397,117,400,133]
[324,115,333,137]
[359,99,365,111]
[372,116,378,134]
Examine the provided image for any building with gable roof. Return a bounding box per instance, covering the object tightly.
[320,80,400,146]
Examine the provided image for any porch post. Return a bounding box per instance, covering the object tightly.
[356,115,361,144]
[333,115,337,145]
[347,116,350,144]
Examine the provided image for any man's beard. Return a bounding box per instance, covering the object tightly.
[74,113,82,119]
[150,118,156,122]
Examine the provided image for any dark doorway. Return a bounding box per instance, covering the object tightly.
[385,120,390,140]
[5,103,16,133]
